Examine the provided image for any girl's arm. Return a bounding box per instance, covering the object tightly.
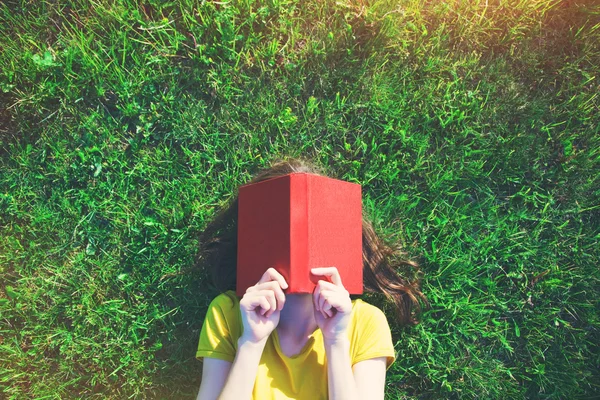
[214,336,268,399]
[196,358,232,400]
[324,340,387,400]
[197,268,288,400]
[196,339,270,400]
[323,336,360,400]
[311,267,357,400]
[312,267,388,400]
[352,357,387,399]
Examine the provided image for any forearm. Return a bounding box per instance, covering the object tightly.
[217,337,266,400]
[324,337,360,400]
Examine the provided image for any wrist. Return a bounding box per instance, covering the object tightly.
[238,334,269,349]
[323,335,350,347]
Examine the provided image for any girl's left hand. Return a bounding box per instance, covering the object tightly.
[311,267,353,341]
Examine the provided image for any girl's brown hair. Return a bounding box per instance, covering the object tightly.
[195,157,429,326]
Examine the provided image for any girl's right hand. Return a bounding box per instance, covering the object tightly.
[239,268,288,344]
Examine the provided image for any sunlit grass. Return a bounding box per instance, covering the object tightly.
[1,0,599,398]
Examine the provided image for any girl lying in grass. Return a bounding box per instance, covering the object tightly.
[195,157,427,400]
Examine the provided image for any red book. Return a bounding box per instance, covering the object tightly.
[236,172,363,295]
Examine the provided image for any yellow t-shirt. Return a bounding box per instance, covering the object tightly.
[196,291,396,399]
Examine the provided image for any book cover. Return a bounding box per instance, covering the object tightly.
[236,172,363,295]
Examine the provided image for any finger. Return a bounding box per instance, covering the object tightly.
[258,296,271,315]
[252,281,286,310]
[318,279,350,315]
[319,294,333,318]
[325,290,352,315]
[313,283,321,312]
[317,284,334,318]
[324,305,333,318]
[242,294,271,314]
[324,294,346,313]
[313,284,328,319]
[318,287,329,314]
[255,290,277,315]
[319,281,351,304]
[311,267,342,286]
[315,280,342,292]
[321,292,336,318]
[259,267,289,289]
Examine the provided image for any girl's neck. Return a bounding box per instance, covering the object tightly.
[277,294,318,339]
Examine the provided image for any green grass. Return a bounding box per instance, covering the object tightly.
[1,0,599,398]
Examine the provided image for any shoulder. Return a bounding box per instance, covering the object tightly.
[203,290,242,329]
[200,291,242,340]
[348,298,396,368]
[351,298,388,323]
[208,290,240,311]
[348,298,392,338]
[197,291,241,362]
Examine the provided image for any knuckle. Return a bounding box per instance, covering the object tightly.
[272,281,282,289]
[262,281,274,289]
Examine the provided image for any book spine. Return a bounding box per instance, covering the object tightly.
[290,173,309,293]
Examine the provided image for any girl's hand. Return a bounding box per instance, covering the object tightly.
[311,267,352,341]
[239,268,288,344]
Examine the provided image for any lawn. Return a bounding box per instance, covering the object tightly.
[1,0,599,398]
